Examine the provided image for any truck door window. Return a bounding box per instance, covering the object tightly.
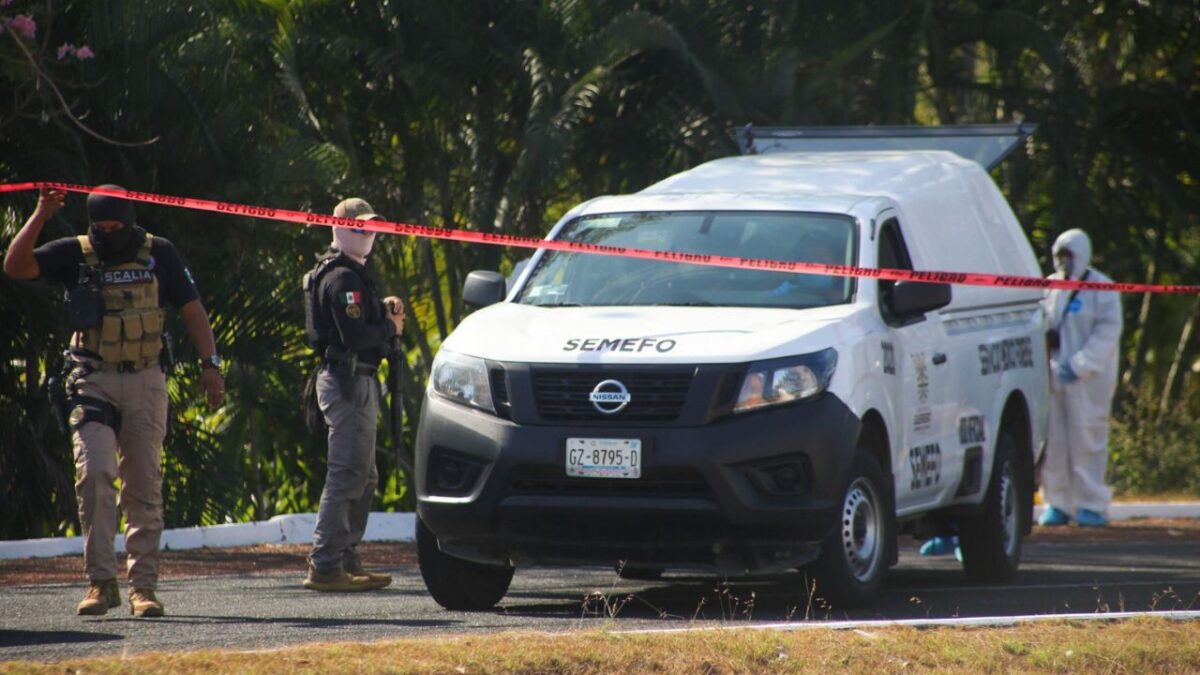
[878,218,914,326]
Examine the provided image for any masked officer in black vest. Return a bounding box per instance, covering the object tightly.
[302,197,404,592]
[3,186,224,617]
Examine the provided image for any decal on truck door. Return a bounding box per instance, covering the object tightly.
[977,336,1034,375]
[958,415,987,445]
[910,352,930,404]
[909,443,942,490]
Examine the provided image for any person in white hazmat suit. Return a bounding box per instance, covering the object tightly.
[1039,228,1124,527]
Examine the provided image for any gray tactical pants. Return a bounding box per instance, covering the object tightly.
[310,367,380,573]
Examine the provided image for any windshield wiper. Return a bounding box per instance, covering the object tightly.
[530,302,584,307]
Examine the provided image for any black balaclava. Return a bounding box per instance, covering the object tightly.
[86,185,141,261]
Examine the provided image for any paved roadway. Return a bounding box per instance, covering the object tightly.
[2,537,1198,663]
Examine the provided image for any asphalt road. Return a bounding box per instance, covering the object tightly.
[2,536,1198,664]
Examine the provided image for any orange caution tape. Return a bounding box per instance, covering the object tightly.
[4,181,1195,294]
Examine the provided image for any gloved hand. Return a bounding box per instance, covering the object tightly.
[1053,359,1078,384]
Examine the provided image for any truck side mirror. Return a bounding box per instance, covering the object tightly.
[462,270,507,309]
[888,281,952,317]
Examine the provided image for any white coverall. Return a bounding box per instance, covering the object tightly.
[1042,229,1123,515]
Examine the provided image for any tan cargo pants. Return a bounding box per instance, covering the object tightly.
[70,360,168,590]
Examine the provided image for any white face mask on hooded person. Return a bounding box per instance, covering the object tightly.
[332,226,376,261]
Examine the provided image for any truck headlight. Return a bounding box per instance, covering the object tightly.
[430,349,494,413]
[734,348,838,413]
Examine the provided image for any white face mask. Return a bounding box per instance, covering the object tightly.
[332,226,376,260]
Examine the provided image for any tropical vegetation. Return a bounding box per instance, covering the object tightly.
[1,0,1198,538]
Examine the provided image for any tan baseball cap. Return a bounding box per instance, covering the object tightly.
[333,197,383,221]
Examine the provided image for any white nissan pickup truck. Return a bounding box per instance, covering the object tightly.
[414,125,1049,609]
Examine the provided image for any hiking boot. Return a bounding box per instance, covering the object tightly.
[303,564,376,592]
[76,579,121,616]
[1038,505,1071,527]
[129,588,165,618]
[344,560,393,590]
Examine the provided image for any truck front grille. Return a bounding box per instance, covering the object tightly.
[531,369,693,422]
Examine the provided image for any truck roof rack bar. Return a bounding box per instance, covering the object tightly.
[736,123,1038,171]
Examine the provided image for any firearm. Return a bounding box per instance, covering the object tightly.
[46,372,70,433]
[160,331,177,373]
[387,335,415,478]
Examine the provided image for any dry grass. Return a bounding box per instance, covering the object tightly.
[3,617,1198,674]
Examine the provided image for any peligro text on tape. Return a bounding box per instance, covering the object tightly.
[3,182,1196,295]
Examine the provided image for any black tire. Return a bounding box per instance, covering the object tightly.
[417,517,514,610]
[614,564,664,581]
[958,429,1026,582]
[810,448,892,608]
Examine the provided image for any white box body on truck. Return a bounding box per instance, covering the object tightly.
[414,126,1050,610]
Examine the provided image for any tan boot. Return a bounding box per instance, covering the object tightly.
[344,560,393,590]
[302,564,376,592]
[129,588,165,618]
[76,579,121,616]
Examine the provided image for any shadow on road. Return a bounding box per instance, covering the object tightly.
[0,629,123,648]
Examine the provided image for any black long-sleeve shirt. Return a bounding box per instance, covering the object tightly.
[316,254,395,366]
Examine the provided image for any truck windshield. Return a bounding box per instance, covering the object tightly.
[516,211,857,309]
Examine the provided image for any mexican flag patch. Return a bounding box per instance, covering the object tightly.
[341,291,361,305]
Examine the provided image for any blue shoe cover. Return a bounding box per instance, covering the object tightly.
[919,535,958,556]
[1038,505,1070,526]
[1076,509,1108,527]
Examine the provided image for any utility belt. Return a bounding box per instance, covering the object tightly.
[67,348,162,373]
[320,359,379,377]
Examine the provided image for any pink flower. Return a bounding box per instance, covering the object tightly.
[10,14,36,39]
[57,43,77,60]
[74,45,95,60]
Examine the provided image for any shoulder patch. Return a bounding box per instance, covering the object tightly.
[345,303,362,319]
[340,291,362,305]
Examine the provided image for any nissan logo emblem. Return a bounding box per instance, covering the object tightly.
[589,379,631,414]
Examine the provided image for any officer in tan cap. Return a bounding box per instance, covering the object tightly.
[301,197,403,591]
[3,186,224,617]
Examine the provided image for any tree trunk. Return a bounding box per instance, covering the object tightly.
[1125,269,1155,381]
[1158,294,1200,421]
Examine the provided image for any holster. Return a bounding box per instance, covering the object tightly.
[303,368,327,436]
[324,345,357,401]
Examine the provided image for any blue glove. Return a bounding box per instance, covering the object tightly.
[1056,359,1078,384]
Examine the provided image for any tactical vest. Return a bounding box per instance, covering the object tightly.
[303,255,348,350]
[71,234,164,370]
[303,254,380,351]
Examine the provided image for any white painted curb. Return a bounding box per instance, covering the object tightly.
[1034,502,1200,521]
[1,502,1196,561]
[0,512,415,560]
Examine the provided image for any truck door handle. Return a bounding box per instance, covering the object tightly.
[932,353,947,365]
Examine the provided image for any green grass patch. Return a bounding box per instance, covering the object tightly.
[3,617,1199,674]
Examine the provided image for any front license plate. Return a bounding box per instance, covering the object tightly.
[566,438,642,479]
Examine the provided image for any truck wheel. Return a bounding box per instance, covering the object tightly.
[810,448,891,607]
[417,517,514,610]
[957,429,1025,582]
